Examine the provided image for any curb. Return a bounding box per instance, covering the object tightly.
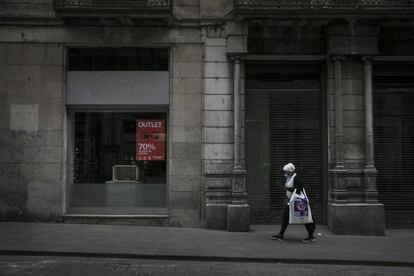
[1,250,414,268]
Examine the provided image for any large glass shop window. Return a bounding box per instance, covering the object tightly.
[70,112,167,212]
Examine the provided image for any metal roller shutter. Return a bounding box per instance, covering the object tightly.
[245,62,326,224]
[373,62,414,228]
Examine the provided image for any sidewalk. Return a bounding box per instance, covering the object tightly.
[0,222,413,266]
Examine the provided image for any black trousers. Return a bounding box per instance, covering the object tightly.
[279,203,315,237]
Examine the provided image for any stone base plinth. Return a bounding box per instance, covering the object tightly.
[328,203,385,235]
[227,204,250,232]
[205,204,228,230]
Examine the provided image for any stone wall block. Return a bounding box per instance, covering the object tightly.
[169,191,200,210]
[201,0,232,17]
[172,77,201,94]
[170,158,201,176]
[0,44,27,65]
[205,62,231,78]
[342,79,363,95]
[204,110,233,127]
[169,208,200,227]
[205,37,227,46]
[27,180,62,216]
[0,180,27,210]
[0,146,24,163]
[173,5,200,18]
[204,46,228,62]
[38,147,63,163]
[171,109,201,127]
[204,94,232,110]
[20,163,62,181]
[174,0,199,5]
[204,159,233,173]
[171,126,201,143]
[343,111,365,127]
[170,175,200,192]
[204,144,233,160]
[204,127,233,143]
[173,61,201,78]
[173,45,202,62]
[343,127,365,144]
[204,78,232,94]
[172,94,201,110]
[0,163,22,181]
[28,44,63,66]
[344,143,365,160]
[343,95,364,111]
[171,142,201,159]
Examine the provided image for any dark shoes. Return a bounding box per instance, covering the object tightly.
[270,234,284,241]
[302,236,316,243]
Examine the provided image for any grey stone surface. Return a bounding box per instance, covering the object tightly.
[343,127,365,144]
[328,203,385,235]
[27,180,63,216]
[204,62,231,78]
[173,61,202,78]
[169,159,201,176]
[171,109,201,127]
[171,126,201,143]
[169,208,200,227]
[227,204,250,232]
[204,160,233,173]
[205,204,227,230]
[172,77,201,94]
[173,5,200,18]
[343,143,365,161]
[169,191,200,210]
[1,256,414,276]
[172,94,201,110]
[343,95,364,110]
[1,222,414,263]
[173,45,202,62]
[204,94,232,110]
[203,144,233,160]
[204,127,233,143]
[204,78,232,94]
[0,27,202,45]
[170,142,201,159]
[204,111,233,127]
[9,104,38,133]
[169,175,200,192]
[343,111,365,127]
[20,163,62,181]
[0,180,27,211]
[204,46,228,62]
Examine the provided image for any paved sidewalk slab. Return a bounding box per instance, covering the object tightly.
[0,223,413,266]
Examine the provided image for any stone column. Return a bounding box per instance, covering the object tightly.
[227,55,249,232]
[334,56,345,169]
[330,55,348,204]
[363,57,379,203]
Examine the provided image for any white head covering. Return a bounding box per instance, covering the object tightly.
[283,163,295,173]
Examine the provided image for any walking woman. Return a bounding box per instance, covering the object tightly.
[271,163,316,242]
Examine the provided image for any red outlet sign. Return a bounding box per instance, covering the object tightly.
[136,119,166,161]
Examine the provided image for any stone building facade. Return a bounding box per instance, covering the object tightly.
[0,0,413,235]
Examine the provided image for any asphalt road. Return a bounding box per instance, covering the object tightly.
[1,255,414,276]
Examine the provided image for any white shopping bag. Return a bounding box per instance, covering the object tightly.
[288,188,314,224]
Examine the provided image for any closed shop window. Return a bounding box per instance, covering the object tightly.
[66,48,169,214]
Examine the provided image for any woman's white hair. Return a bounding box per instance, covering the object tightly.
[283,163,296,172]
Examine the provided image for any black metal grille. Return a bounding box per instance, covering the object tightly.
[236,0,414,8]
[245,62,325,224]
[373,62,414,228]
[54,0,171,8]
